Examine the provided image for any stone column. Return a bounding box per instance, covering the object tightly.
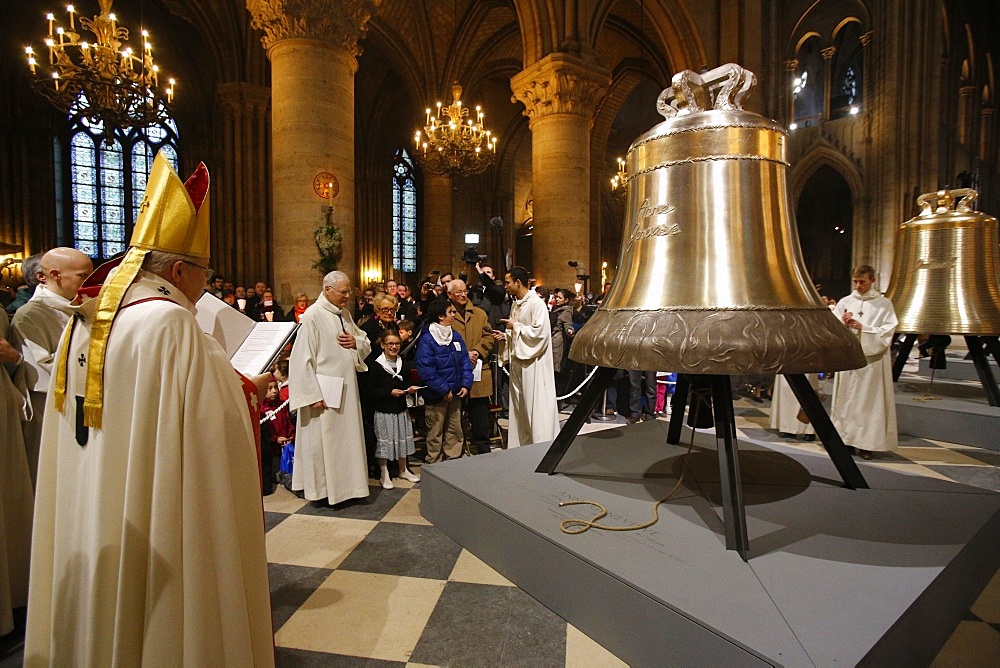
[248,0,380,298]
[421,172,454,275]
[216,82,271,290]
[511,54,610,287]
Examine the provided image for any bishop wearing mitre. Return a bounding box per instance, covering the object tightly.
[25,152,274,666]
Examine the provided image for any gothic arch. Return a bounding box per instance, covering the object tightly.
[790,145,863,204]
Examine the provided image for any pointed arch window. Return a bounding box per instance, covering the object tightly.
[793,36,825,127]
[830,22,865,119]
[392,148,417,274]
[68,94,179,260]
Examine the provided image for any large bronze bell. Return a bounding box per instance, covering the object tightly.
[571,64,864,375]
[884,189,1000,334]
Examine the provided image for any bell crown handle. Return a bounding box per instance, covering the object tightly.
[917,188,979,216]
[657,63,757,119]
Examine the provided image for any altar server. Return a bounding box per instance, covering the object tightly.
[830,265,899,459]
[493,266,560,447]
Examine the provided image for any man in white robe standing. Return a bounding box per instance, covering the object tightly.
[831,264,899,459]
[289,270,371,504]
[770,374,818,441]
[0,313,33,638]
[493,266,559,447]
[11,246,93,486]
[26,152,274,666]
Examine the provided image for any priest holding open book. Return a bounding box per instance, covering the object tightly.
[288,270,371,504]
[25,152,273,665]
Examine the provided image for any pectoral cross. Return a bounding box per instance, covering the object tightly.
[78,354,86,367]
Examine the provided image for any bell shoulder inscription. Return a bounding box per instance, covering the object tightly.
[628,198,679,250]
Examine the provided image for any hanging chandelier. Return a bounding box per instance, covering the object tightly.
[610,156,627,200]
[24,0,176,144]
[414,83,497,177]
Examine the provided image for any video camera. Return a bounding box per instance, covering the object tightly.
[462,246,488,264]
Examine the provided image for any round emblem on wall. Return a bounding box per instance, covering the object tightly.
[313,172,339,199]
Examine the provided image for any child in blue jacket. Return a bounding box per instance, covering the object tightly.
[417,297,474,463]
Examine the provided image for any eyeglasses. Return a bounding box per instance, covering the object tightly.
[325,286,351,296]
[378,307,397,314]
[383,342,402,347]
[182,259,214,279]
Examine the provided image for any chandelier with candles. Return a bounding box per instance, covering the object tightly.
[414,83,497,177]
[25,0,176,144]
[610,156,627,201]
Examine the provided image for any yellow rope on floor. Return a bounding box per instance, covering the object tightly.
[558,398,704,535]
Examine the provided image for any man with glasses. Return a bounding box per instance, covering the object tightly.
[447,280,495,454]
[289,271,371,505]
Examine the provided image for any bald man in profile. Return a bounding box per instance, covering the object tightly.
[11,247,93,485]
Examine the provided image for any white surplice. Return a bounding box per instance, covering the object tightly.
[830,289,899,451]
[289,294,371,503]
[25,271,274,666]
[0,311,33,637]
[501,289,559,447]
[770,374,818,436]
[10,284,74,486]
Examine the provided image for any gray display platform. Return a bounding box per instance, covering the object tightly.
[896,374,1000,450]
[421,420,1000,667]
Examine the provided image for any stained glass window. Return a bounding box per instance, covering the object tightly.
[67,93,179,260]
[830,21,864,120]
[392,148,417,274]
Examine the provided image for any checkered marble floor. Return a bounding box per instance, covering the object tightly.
[263,480,626,666]
[257,397,998,667]
[1,397,995,666]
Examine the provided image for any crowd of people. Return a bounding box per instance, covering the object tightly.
[0,152,904,664]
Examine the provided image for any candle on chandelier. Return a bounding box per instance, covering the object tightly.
[67,5,75,30]
[25,47,37,74]
[47,12,54,38]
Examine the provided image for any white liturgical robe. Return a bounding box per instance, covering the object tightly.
[770,374,818,436]
[25,271,274,666]
[501,290,559,447]
[289,294,371,504]
[831,289,899,451]
[11,284,74,485]
[0,311,33,637]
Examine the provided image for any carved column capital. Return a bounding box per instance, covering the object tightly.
[859,31,873,48]
[510,53,611,126]
[247,0,381,56]
[820,46,837,60]
[784,59,800,71]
